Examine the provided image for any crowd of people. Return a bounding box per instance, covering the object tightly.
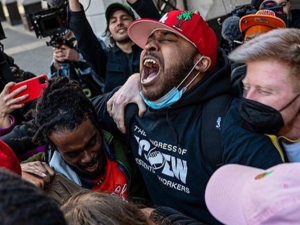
[0,0,300,224]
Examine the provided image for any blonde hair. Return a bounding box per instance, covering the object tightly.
[229,28,300,79]
[61,191,151,225]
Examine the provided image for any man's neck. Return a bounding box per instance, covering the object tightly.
[116,40,134,54]
[279,113,300,143]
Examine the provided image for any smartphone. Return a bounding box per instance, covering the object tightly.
[58,62,70,78]
[9,74,48,104]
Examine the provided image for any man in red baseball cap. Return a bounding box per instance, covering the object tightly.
[102,10,282,224]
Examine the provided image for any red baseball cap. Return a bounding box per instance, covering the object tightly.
[0,139,21,176]
[128,10,218,70]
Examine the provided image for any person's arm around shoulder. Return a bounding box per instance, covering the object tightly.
[142,206,208,225]
[107,73,146,133]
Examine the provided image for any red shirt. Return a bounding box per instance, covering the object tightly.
[91,157,128,200]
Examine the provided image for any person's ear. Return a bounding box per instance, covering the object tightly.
[194,54,211,73]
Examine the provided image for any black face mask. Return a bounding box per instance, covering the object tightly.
[239,94,300,135]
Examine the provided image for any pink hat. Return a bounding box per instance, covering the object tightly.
[0,140,21,176]
[205,163,300,225]
[128,10,218,70]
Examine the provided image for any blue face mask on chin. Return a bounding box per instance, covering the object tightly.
[140,56,204,110]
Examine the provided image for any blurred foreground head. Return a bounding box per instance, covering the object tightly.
[0,168,67,225]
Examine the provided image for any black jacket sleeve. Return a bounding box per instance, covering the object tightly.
[0,124,38,155]
[92,89,126,140]
[128,0,161,20]
[151,206,208,225]
[68,7,108,81]
[222,99,283,169]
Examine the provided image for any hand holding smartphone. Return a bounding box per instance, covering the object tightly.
[8,74,48,104]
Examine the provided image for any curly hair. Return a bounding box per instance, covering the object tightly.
[27,77,101,150]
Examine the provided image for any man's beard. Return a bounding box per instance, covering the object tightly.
[144,54,196,101]
[114,34,131,44]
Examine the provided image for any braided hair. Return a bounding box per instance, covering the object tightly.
[0,168,67,225]
[28,77,102,151]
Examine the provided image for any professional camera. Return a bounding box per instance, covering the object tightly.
[231,4,257,18]
[46,32,75,48]
[27,0,70,48]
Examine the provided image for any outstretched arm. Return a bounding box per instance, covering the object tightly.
[68,0,81,12]
[68,0,107,81]
[127,0,161,20]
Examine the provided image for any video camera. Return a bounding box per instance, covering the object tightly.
[27,0,75,78]
[231,4,257,18]
[46,33,75,48]
[27,0,74,48]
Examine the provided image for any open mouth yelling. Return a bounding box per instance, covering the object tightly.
[141,58,161,85]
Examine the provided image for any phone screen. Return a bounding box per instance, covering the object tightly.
[58,62,70,78]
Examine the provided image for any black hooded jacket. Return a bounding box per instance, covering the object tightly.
[93,50,282,224]
[1,49,282,224]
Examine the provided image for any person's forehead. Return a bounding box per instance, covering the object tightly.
[110,9,132,19]
[245,60,294,84]
[262,0,288,5]
[50,119,96,146]
[148,30,181,39]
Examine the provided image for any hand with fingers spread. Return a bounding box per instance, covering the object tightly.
[0,82,28,128]
[21,161,56,189]
[107,73,146,133]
